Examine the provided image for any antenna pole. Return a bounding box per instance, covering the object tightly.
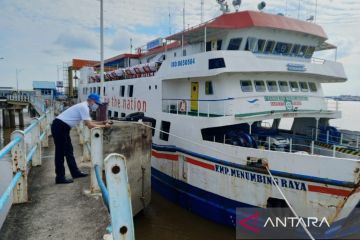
[168,6,171,35]
[130,38,133,54]
[297,0,301,19]
[314,0,318,23]
[100,0,104,98]
[201,0,204,23]
[182,0,185,56]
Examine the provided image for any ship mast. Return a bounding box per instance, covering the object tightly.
[100,0,104,99]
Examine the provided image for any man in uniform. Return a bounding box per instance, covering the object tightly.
[51,93,111,184]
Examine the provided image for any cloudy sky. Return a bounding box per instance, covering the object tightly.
[0,0,359,95]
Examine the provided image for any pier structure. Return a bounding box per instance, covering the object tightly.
[0,92,35,128]
[0,99,152,240]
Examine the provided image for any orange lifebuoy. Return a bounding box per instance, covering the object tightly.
[179,100,187,113]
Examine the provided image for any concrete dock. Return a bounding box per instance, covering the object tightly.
[0,129,109,240]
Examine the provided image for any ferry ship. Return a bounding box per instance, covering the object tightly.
[77,6,360,238]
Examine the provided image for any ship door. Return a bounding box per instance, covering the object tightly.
[190,82,199,112]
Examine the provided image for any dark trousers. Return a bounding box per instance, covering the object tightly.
[51,118,80,178]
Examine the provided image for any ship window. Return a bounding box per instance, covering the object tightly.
[121,113,126,117]
[278,81,289,92]
[183,49,187,56]
[304,46,315,58]
[245,37,257,51]
[300,82,309,92]
[209,58,226,69]
[103,87,106,96]
[108,110,112,118]
[151,120,156,136]
[120,86,125,97]
[308,82,317,92]
[114,111,119,118]
[290,81,299,92]
[240,80,253,92]
[227,38,242,50]
[205,81,214,95]
[298,45,308,57]
[174,52,177,57]
[254,80,266,92]
[206,41,212,52]
[160,121,171,141]
[217,40,223,50]
[128,85,134,97]
[264,40,275,53]
[266,81,278,92]
[97,87,100,95]
[256,39,266,52]
[291,44,301,55]
[274,42,292,55]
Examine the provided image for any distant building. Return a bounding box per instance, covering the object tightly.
[32,81,57,100]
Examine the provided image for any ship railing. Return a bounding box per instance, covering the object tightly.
[308,126,360,150]
[325,98,340,112]
[77,124,135,240]
[162,98,234,117]
[162,96,337,118]
[207,132,359,159]
[0,108,54,223]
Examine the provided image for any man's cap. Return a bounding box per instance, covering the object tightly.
[88,93,101,105]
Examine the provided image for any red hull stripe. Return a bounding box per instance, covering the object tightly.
[186,157,215,171]
[152,149,354,197]
[308,185,352,197]
[151,150,178,161]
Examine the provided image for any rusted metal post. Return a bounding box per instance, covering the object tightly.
[32,118,42,166]
[90,127,103,193]
[41,113,49,147]
[104,153,135,240]
[83,126,91,162]
[78,121,84,145]
[11,130,28,204]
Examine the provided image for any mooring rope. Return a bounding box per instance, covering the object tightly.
[138,121,315,240]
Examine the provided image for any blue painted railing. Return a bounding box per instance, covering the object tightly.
[0,106,54,222]
[94,164,109,211]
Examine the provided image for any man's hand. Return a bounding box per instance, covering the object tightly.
[104,123,112,128]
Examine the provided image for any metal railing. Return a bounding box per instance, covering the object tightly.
[0,108,54,211]
[162,96,338,118]
[162,98,234,117]
[77,124,135,240]
[6,95,30,102]
[207,131,359,159]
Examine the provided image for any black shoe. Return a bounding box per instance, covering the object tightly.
[55,177,74,184]
[72,171,89,179]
